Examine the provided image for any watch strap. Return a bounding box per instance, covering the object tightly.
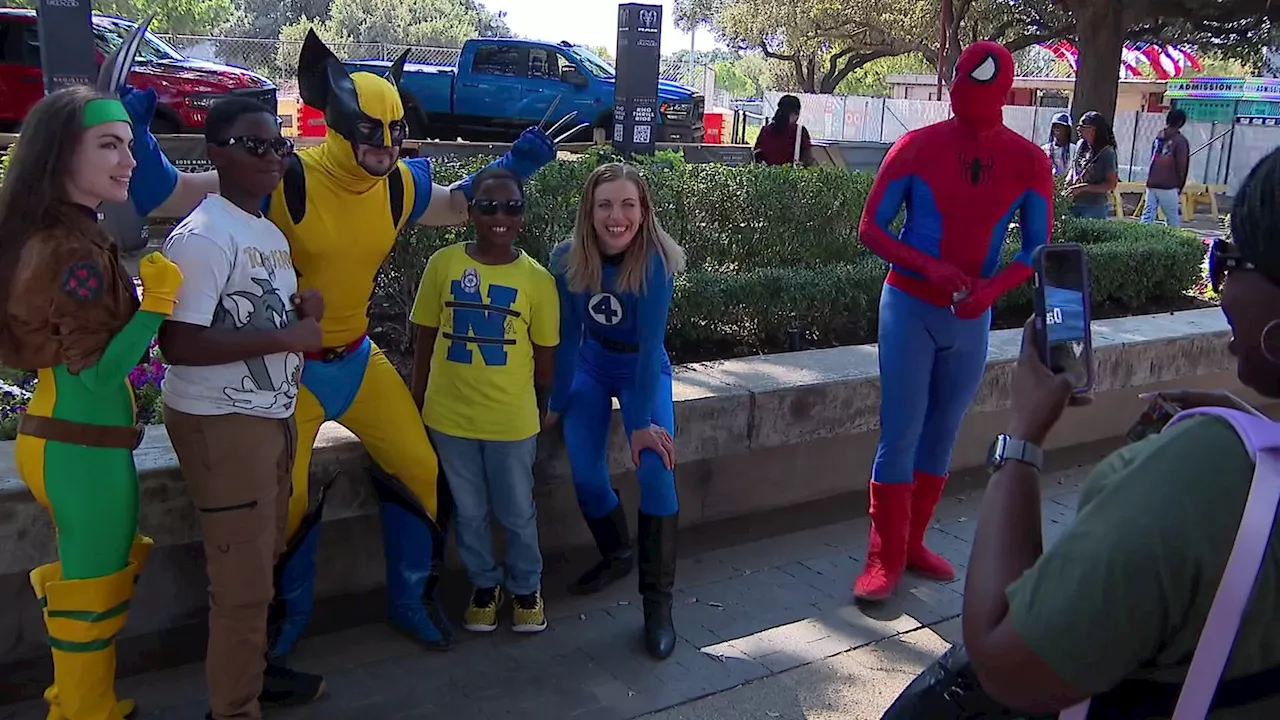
[991,434,1044,470]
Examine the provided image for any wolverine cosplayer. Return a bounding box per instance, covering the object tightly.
[119,31,565,654]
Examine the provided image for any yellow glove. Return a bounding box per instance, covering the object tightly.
[137,252,183,316]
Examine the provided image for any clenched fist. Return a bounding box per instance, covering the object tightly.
[138,251,184,316]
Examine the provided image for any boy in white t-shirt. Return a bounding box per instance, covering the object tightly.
[157,98,325,720]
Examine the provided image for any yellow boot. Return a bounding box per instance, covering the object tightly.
[31,552,144,720]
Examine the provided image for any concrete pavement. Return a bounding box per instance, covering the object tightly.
[0,460,1093,720]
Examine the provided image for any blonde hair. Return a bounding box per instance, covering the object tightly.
[564,163,686,295]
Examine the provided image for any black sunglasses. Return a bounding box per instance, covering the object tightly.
[215,136,295,158]
[470,199,526,217]
[1209,239,1255,294]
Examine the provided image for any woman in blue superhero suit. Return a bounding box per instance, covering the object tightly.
[544,163,686,660]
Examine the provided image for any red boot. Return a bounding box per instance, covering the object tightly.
[906,471,956,582]
[852,481,913,602]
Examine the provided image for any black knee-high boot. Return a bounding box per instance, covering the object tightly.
[569,492,634,595]
[638,511,678,660]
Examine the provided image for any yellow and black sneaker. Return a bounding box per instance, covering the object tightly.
[512,590,547,633]
[464,586,502,632]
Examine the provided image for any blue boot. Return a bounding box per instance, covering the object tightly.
[267,486,329,663]
[374,479,454,650]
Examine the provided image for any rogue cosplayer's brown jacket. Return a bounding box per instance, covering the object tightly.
[0,203,140,373]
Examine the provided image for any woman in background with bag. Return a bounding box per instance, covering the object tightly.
[753,94,816,167]
[885,148,1280,719]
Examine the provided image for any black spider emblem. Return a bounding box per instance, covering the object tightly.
[959,154,995,185]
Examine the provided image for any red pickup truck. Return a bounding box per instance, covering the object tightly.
[0,9,277,134]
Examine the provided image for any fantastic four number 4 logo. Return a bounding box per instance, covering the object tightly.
[589,292,624,326]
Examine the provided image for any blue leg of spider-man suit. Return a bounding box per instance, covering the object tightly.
[856,284,990,601]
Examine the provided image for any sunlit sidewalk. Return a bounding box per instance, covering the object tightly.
[0,465,1090,720]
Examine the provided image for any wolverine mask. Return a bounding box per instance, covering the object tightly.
[298,30,410,148]
[950,41,1014,131]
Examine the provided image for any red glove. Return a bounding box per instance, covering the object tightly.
[952,278,996,319]
[952,261,1035,319]
[921,261,972,297]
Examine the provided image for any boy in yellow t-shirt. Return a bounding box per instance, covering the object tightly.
[409,168,559,634]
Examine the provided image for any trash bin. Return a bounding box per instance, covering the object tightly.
[704,112,725,144]
[297,103,328,138]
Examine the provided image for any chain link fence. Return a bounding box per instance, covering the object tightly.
[156,35,713,100]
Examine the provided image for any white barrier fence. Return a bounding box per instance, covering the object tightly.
[766,92,1278,195]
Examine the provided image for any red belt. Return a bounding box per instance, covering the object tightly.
[304,334,367,363]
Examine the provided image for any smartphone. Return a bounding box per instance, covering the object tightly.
[1032,243,1094,394]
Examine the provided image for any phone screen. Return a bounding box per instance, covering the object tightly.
[1041,248,1091,390]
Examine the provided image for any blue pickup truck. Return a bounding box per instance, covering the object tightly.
[344,38,705,144]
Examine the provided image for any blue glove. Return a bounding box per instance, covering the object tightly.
[457,126,556,201]
[120,85,179,217]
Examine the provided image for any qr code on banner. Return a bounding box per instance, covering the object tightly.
[632,124,651,145]
[613,123,624,142]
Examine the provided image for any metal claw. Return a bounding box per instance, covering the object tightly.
[545,111,580,139]
[538,95,562,131]
[97,13,156,95]
[553,122,592,144]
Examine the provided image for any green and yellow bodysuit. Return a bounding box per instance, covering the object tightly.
[0,103,184,720]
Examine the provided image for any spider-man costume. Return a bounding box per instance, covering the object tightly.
[852,41,1054,601]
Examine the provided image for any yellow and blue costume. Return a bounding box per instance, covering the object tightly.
[256,31,562,656]
[260,34,454,655]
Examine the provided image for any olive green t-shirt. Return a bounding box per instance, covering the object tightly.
[1006,415,1280,719]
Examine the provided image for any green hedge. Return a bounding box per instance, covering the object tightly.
[370,145,1207,362]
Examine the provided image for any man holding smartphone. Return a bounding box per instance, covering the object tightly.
[159,98,326,719]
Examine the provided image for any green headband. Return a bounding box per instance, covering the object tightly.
[82,98,132,129]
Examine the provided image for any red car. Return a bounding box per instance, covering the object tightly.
[0,9,277,133]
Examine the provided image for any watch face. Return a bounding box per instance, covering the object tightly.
[987,435,1007,467]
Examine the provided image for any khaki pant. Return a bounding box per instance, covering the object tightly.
[165,406,296,720]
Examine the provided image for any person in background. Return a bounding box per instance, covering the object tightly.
[1041,112,1073,177]
[0,86,183,720]
[960,149,1280,717]
[408,167,559,636]
[545,163,686,660]
[158,98,327,719]
[753,95,815,167]
[1141,108,1191,229]
[1066,111,1120,219]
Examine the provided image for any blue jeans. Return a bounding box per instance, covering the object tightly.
[427,429,542,595]
[1070,203,1111,220]
[1141,187,1182,228]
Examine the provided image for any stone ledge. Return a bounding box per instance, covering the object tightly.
[0,307,1264,696]
[0,307,1241,578]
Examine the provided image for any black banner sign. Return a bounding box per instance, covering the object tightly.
[614,3,662,156]
[36,0,98,94]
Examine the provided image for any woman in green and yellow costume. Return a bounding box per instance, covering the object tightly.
[0,86,184,720]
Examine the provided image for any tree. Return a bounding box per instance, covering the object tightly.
[1064,0,1272,122]
[712,0,937,93]
[586,45,615,64]
[934,0,1073,84]
[2,0,235,35]
[674,0,723,33]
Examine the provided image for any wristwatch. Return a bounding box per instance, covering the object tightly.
[987,434,1044,472]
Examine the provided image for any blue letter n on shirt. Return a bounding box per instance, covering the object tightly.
[444,281,519,366]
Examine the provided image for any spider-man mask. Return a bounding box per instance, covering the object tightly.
[951,41,1014,130]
